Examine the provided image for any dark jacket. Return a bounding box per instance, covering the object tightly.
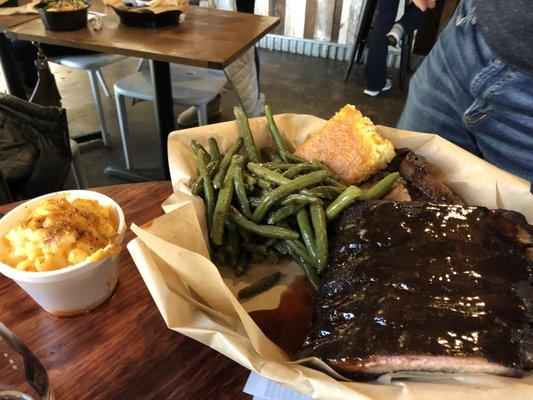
[0,93,71,202]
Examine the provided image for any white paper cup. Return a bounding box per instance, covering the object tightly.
[0,190,126,316]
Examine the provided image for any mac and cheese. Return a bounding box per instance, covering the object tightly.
[0,198,120,272]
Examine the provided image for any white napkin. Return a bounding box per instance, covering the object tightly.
[244,372,311,400]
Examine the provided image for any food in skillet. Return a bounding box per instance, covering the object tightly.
[189,104,399,295]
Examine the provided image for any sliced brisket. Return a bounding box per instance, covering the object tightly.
[386,149,464,204]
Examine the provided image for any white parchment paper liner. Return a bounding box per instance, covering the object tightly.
[128,114,532,399]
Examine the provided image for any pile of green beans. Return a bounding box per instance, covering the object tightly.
[189,105,398,298]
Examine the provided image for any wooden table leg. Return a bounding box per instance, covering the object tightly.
[150,60,175,181]
[0,32,27,100]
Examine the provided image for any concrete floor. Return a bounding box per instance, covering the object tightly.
[14,49,409,188]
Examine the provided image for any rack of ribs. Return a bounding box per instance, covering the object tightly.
[297,201,532,377]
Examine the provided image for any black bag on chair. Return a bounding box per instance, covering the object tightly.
[0,93,71,203]
[29,44,62,108]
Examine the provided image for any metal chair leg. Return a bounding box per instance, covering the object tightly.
[69,139,89,189]
[87,70,111,147]
[95,68,112,98]
[196,103,208,126]
[114,90,132,170]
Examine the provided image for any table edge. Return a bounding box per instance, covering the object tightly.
[4,10,280,69]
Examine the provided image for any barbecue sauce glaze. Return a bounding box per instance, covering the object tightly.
[250,276,315,358]
[297,202,532,373]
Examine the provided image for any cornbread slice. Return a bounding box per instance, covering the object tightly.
[295,105,395,185]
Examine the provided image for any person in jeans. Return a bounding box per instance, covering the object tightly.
[364,0,427,96]
[398,0,533,183]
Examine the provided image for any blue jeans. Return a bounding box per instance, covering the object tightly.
[398,0,533,183]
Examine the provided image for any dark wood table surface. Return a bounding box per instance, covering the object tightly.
[7,3,279,68]
[0,0,39,30]
[0,182,251,399]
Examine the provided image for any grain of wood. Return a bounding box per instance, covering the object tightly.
[303,0,317,39]
[6,4,279,69]
[270,0,285,34]
[284,0,306,38]
[0,182,252,400]
[314,0,336,42]
[330,0,344,43]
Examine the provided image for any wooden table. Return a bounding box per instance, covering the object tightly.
[1,4,278,181]
[0,182,251,399]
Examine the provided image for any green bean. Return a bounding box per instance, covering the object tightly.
[247,163,290,186]
[211,161,236,245]
[262,162,294,171]
[280,193,322,206]
[325,185,363,222]
[267,203,305,225]
[303,186,344,200]
[261,147,282,162]
[360,172,399,200]
[231,155,252,218]
[212,137,244,189]
[256,178,274,190]
[234,250,249,277]
[296,208,317,264]
[251,170,330,223]
[238,271,281,299]
[208,137,221,162]
[273,242,288,255]
[196,148,216,227]
[324,177,346,190]
[234,106,258,162]
[283,162,323,179]
[243,172,257,186]
[264,105,290,162]
[267,249,279,263]
[191,159,219,195]
[263,106,301,163]
[213,245,228,266]
[226,229,240,261]
[285,239,315,268]
[249,196,262,208]
[284,244,320,292]
[191,140,209,160]
[242,242,269,255]
[310,204,328,274]
[229,206,299,240]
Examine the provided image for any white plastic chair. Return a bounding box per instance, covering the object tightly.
[50,54,128,147]
[69,139,89,189]
[113,64,227,170]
